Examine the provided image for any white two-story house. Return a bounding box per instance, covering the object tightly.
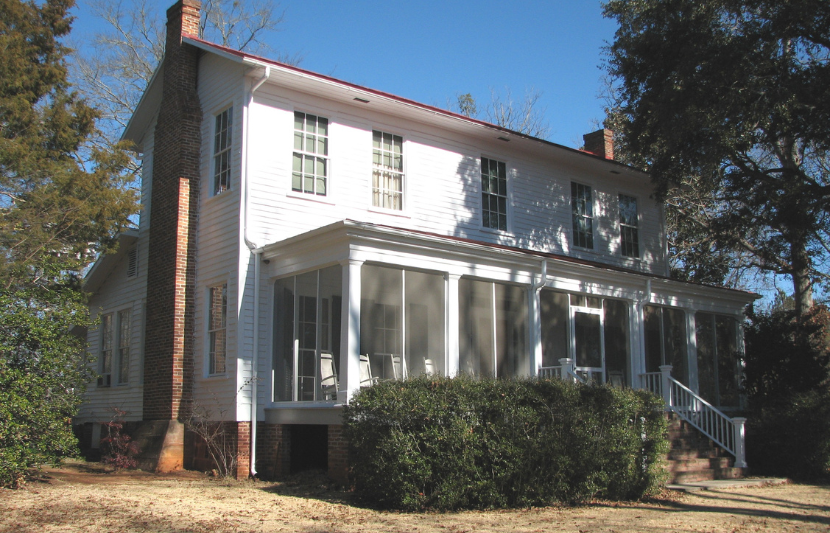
[76,0,757,481]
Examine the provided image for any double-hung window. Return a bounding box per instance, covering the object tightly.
[571,182,594,249]
[481,157,507,231]
[292,112,329,195]
[99,314,113,387]
[372,130,404,210]
[619,194,640,258]
[213,107,233,195]
[117,310,131,384]
[208,284,227,375]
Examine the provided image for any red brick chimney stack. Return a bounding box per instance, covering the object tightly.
[138,0,203,473]
[583,129,614,160]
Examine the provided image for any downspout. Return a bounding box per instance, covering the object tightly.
[243,66,270,478]
[531,259,548,374]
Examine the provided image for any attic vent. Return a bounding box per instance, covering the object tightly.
[127,248,138,278]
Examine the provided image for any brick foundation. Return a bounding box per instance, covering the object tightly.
[327,425,349,485]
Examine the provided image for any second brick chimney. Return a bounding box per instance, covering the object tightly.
[583,129,614,160]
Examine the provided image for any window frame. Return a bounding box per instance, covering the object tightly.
[212,106,234,196]
[618,193,640,258]
[571,181,595,249]
[480,156,509,232]
[292,111,330,197]
[98,313,114,387]
[116,309,131,385]
[370,129,405,211]
[207,283,228,376]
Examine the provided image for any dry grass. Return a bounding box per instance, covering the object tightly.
[1,460,829,532]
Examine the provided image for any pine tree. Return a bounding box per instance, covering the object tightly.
[0,0,138,487]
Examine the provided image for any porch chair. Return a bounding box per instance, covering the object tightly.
[320,352,338,400]
[359,354,379,388]
[423,358,437,376]
[608,371,625,388]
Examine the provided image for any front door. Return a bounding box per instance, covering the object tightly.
[571,304,605,384]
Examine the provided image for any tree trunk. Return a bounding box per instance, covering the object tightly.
[790,235,813,317]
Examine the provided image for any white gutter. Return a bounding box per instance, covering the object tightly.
[243,65,270,478]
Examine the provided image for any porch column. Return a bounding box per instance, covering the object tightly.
[338,258,363,403]
[685,309,699,393]
[630,300,645,389]
[445,273,461,377]
[530,286,542,376]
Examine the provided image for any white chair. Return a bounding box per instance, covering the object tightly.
[359,354,378,388]
[423,358,436,376]
[320,352,338,400]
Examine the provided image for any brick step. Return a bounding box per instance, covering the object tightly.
[667,457,734,472]
[670,467,747,484]
[667,447,725,460]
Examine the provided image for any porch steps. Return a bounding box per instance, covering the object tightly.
[665,414,748,484]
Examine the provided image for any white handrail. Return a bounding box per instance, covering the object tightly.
[640,365,746,468]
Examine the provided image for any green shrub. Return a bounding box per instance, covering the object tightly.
[343,376,668,510]
[746,388,830,480]
[744,305,830,480]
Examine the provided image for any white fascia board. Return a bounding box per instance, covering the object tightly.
[260,220,757,309]
[121,63,164,150]
[83,230,140,294]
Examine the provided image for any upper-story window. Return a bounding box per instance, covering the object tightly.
[213,107,233,195]
[619,194,640,258]
[293,112,329,196]
[571,182,594,249]
[372,130,403,210]
[481,157,507,231]
[208,284,227,375]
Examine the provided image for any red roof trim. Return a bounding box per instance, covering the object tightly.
[183,36,639,173]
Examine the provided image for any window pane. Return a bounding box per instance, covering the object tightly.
[541,290,569,368]
[574,312,601,368]
[495,283,528,378]
[459,278,494,378]
[604,300,629,385]
[273,278,295,401]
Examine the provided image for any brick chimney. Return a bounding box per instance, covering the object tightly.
[583,129,614,160]
[138,0,203,472]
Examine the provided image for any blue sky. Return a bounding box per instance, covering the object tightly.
[70,0,619,149]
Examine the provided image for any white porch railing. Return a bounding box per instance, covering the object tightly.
[539,358,587,384]
[640,365,746,468]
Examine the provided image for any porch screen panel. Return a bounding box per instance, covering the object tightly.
[643,305,663,373]
[495,284,528,378]
[695,312,717,403]
[361,265,402,380]
[603,299,629,385]
[663,308,689,385]
[459,278,495,378]
[273,278,295,402]
[716,316,739,407]
[574,312,602,368]
[405,271,445,376]
[319,265,342,377]
[296,272,318,401]
[540,290,568,368]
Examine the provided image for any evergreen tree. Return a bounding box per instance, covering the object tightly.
[0,0,138,487]
[604,0,830,315]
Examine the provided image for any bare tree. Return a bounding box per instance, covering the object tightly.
[450,88,551,140]
[71,0,300,151]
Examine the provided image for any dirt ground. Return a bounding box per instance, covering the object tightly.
[1,461,828,533]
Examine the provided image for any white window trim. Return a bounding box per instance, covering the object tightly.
[618,192,642,260]
[206,283,229,377]
[479,156,512,234]
[570,181,596,250]
[369,129,408,213]
[291,111,331,198]
[212,105,234,196]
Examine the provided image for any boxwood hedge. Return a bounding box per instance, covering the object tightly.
[343,376,668,510]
